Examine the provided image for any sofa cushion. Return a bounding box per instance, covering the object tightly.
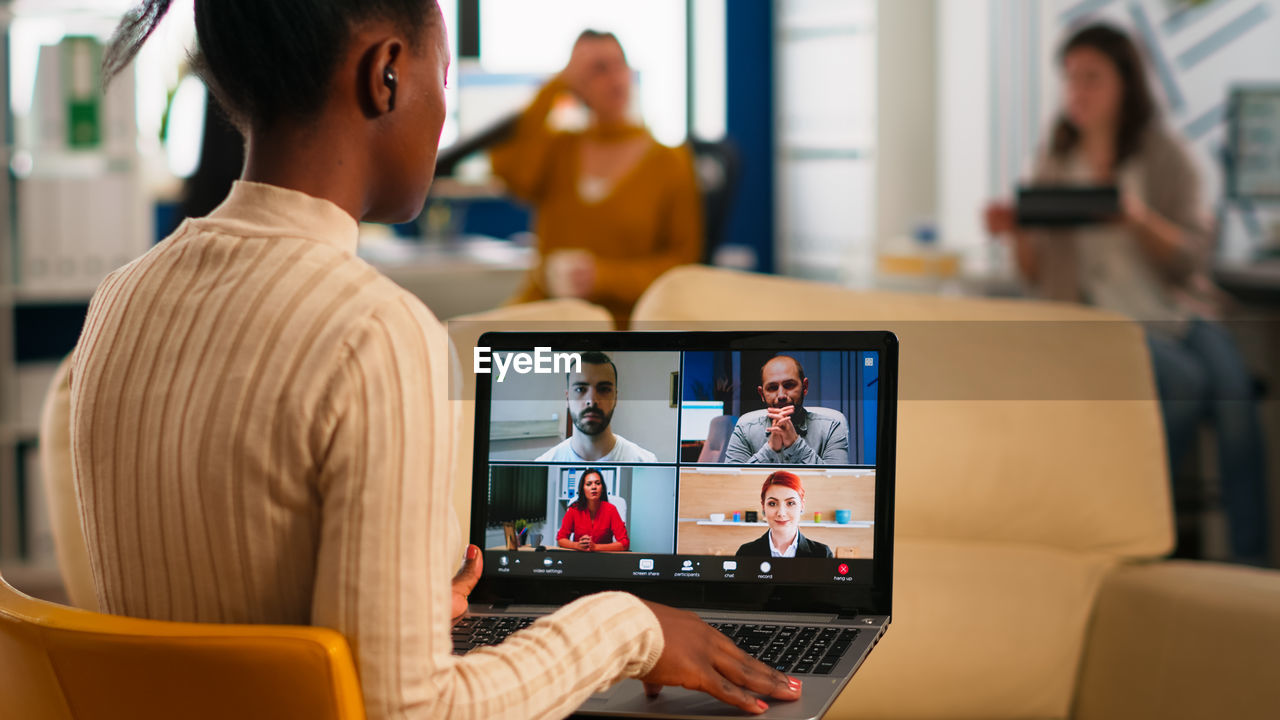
[828,538,1117,720]
[1073,561,1280,720]
[632,266,1173,559]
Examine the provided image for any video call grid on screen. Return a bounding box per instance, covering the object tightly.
[484,349,878,467]
[478,347,882,581]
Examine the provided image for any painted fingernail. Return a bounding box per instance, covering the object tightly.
[466,545,479,560]
[756,699,769,711]
[788,677,802,690]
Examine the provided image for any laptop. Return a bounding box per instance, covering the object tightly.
[456,331,896,719]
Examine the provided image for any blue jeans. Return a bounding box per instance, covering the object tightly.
[1147,318,1269,563]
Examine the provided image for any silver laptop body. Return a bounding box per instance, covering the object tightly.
[461,331,897,720]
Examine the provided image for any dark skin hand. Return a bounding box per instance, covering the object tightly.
[450,546,803,713]
[639,600,803,714]
[451,544,483,620]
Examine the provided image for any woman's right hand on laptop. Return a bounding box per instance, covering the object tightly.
[639,600,803,714]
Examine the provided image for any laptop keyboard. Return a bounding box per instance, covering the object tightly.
[711,623,859,675]
[452,616,859,675]
[451,615,535,655]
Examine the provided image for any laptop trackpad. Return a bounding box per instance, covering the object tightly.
[582,678,832,719]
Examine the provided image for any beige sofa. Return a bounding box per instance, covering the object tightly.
[627,265,1280,720]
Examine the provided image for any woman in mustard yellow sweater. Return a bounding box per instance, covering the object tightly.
[490,30,703,327]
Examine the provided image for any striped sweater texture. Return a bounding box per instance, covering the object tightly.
[69,180,662,719]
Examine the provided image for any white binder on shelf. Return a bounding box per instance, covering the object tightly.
[16,177,58,290]
[55,175,89,289]
[84,174,116,284]
[1,26,10,286]
[129,167,154,267]
[33,43,65,154]
[16,38,147,296]
[18,44,66,293]
[102,60,136,158]
[91,169,148,285]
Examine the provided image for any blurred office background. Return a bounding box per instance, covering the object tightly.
[2,0,1279,600]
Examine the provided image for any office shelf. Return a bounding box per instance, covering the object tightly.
[0,6,142,570]
[778,24,875,42]
[11,286,96,304]
[779,146,874,161]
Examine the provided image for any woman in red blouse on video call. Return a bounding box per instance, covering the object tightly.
[557,469,629,552]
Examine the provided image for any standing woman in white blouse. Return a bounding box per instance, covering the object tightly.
[69,1,802,717]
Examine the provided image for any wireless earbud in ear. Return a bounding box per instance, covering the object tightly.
[383,68,398,111]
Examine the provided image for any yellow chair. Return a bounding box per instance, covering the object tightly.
[0,572,365,720]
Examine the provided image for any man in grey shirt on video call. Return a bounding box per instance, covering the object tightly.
[723,355,850,465]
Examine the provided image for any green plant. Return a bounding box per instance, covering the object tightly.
[511,518,541,546]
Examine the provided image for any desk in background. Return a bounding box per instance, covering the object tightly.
[1213,259,1280,566]
[358,235,533,320]
[1215,258,1280,305]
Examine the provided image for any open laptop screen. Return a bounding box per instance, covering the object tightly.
[471,332,894,600]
